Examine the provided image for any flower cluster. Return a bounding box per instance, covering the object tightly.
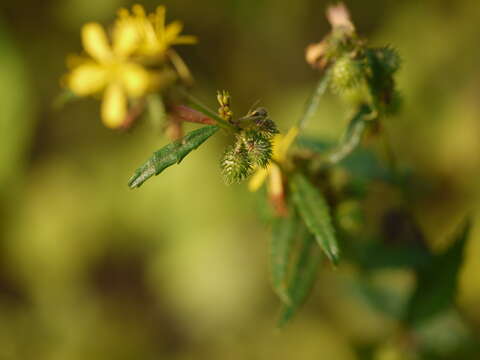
[59,3,432,331]
[220,94,279,185]
[64,4,196,129]
[306,3,401,116]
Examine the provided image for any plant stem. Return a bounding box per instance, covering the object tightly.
[325,111,367,165]
[121,98,146,130]
[297,68,332,131]
[381,125,398,174]
[171,105,217,125]
[179,89,236,130]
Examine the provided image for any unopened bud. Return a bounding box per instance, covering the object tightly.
[331,56,364,92]
[217,90,233,121]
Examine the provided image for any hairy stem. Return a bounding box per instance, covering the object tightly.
[297,68,332,131]
[171,105,217,125]
[324,107,370,165]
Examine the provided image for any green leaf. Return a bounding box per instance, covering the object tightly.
[345,276,408,320]
[278,225,322,327]
[128,125,219,188]
[296,137,392,183]
[290,173,340,264]
[405,219,471,327]
[270,208,298,305]
[351,241,431,270]
[340,148,392,183]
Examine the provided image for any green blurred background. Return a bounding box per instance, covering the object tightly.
[1,0,479,359]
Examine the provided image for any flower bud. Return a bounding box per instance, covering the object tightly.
[331,56,364,92]
[217,90,233,121]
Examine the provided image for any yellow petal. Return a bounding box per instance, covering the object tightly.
[275,126,299,162]
[113,22,139,57]
[117,8,129,19]
[171,35,197,45]
[82,23,112,62]
[164,21,183,43]
[67,63,107,95]
[167,49,193,84]
[248,167,269,192]
[267,164,283,197]
[154,6,166,35]
[120,63,150,97]
[132,4,146,17]
[101,83,126,128]
[267,164,287,216]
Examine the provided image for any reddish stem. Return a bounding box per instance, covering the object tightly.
[170,105,216,125]
[120,99,146,131]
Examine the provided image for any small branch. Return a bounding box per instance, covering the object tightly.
[326,121,365,164]
[171,105,216,125]
[178,89,236,130]
[323,106,371,167]
[120,99,146,131]
[297,68,332,131]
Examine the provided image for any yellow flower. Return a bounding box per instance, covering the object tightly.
[248,126,299,214]
[66,22,151,128]
[116,4,197,59]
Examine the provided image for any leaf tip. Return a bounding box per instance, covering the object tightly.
[127,166,156,189]
[329,248,341,267]
[276,287,293,306]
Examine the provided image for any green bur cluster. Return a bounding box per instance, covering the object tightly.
[329,43,402,115]
[221,108,278,184]
[311,12,402,117]
[127,91,279,188]
[331,55,364,91]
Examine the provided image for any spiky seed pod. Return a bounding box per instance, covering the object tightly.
[331,55,364,92]
[254,117,279,139]
[374,46,401,75]
[220,141,253,185]
[242,131,273,168]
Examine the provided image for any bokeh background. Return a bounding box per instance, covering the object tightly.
[1,0,480,359]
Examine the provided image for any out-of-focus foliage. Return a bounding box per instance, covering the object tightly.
[0,0,480,359]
